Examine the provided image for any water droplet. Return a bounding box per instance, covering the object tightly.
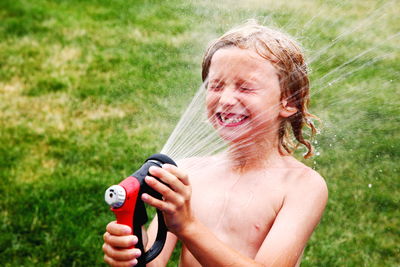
[368,184,372,188]
[316,151,321,156]
[329,143,332,147]
[328,82,332,86]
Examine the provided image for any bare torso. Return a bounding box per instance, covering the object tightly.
[178,155,309,266]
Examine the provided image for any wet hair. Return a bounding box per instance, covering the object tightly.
[202,20,317,158]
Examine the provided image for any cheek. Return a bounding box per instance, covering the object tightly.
[259,89,282,110]
[205,94,218,116]
[251,99,281,121]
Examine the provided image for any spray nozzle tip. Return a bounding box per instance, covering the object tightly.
[105,185,126,208]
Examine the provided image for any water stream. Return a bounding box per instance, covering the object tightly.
[159,0,398,170]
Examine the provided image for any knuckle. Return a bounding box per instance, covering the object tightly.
[106,221,115,233]
[168,204,177,214]
[176,196,185,206]
[122,236,134,247]
[104,255,113,265]
[161,175,173,186]
[171,174,178,182]
[160,184,170,195]
[103,232,110,243]
[147,197,156,206]
[108,247,116,259]
[183,189,191,200]
[166,191,176,200]
[164,189,175,199]
[106,235,118,246]
[158,201,167,212]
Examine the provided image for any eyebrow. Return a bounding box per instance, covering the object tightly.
[208,76,260,85]
[208,79,223,84]
[236,78,260,88]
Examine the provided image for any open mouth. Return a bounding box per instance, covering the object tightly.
[216,112,249,127]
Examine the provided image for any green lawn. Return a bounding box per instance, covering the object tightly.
[0,0,399,266]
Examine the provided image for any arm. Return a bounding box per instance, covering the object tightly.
[144,165,328,267]
[146,214,178,267]
[253,170,328,266]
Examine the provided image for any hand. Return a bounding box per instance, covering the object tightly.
[103,221,142,266]
[142,164,194,235]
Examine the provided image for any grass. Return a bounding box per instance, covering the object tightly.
[0,0,399,266]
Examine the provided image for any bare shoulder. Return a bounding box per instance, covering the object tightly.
[176,156,213,169]
[176,157,199,168]
[283,157,328,202]
[176,155,218,178]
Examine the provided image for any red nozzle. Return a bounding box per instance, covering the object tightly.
[105,176,140,234]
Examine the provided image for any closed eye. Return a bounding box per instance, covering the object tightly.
[208,83,224,92]
[237,80,257,92]
[239,87,255,92]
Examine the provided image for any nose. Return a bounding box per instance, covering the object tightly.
[219,86,238,107]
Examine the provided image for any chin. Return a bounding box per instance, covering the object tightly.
[214,126,255,144]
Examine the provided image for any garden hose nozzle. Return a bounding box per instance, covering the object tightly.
[105,153,176,266]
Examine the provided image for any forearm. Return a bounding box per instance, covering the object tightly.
[145,217,178,267]
[178,219,264,267]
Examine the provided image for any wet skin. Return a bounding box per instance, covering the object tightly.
[206,47,283,144]
[103,47,328,267]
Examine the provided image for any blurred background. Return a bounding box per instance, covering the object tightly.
[0,0,399,266]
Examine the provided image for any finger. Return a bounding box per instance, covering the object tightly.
[103,232,138,248]
[104,254,138,267]
[142,193,174,213]
[162,164,190,186]
[148,166,186,193]
[102,243,141,261]
[106,221,132,236]
[144,175,177,199]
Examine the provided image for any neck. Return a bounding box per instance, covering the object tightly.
[226,133,282,173]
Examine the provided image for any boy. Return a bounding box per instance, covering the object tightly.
[102,21,328,267]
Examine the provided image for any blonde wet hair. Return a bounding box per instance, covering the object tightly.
[202,20,317,158]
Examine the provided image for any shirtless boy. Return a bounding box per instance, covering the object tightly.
[102,21,328,267]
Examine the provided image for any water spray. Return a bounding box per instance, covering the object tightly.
[104,153,177,266]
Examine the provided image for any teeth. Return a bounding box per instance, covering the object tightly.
[220,114,246,124]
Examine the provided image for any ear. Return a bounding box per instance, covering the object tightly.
[280,100,298,118]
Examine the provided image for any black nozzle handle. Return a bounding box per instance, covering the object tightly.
[144,209,168,261]
[133,204,168,266]
[132,154,176,266]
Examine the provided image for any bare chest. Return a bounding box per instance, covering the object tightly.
[190,170,285,255]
